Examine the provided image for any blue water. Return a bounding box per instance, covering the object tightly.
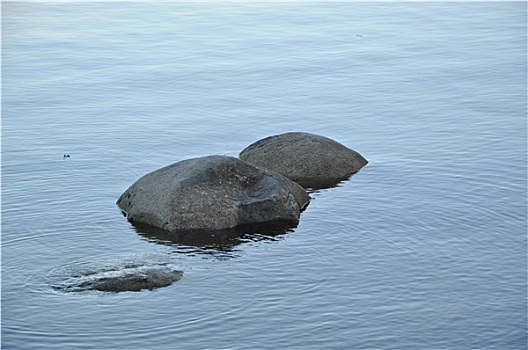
[2,2,527,349]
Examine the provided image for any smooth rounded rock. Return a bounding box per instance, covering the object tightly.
[239,132,368,189]
[116,155,310,232]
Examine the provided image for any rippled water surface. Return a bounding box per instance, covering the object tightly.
[2,2,527,349]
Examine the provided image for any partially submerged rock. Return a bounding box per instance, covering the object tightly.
[51,257,183,293]
[88,268,182,292]
[77,268,183,293]
[239,132,368,189]
[117,155,310,232]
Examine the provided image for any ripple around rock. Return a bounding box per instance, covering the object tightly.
[239,132,368,189]
[117,155,310,233]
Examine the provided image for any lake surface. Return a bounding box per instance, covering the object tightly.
[2,2,527,349]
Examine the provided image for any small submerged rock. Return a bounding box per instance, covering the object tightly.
[86,267,182,293]
[117,155,310,232]
[239,132,368,189]
[51,256,183,293]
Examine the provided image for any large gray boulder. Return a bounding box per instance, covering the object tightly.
[239,132,368,189]
[117,155,310,232]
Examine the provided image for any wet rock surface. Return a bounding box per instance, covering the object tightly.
[239,132,368,189]
[117,155,310,232]
[51,256,182,293]
[85,267,182,292]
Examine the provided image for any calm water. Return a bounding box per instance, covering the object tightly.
[2,2,527,349]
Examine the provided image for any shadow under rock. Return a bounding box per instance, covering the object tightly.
[133,221,297,259]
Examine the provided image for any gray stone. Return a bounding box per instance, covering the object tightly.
[239,132,368,189]
[117,155,310,232]
[89,268,183,292]
[51,258,183,293]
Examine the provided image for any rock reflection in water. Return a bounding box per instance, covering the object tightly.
[133,221,296,259]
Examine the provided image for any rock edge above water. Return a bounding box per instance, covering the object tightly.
[239,132,368,189]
